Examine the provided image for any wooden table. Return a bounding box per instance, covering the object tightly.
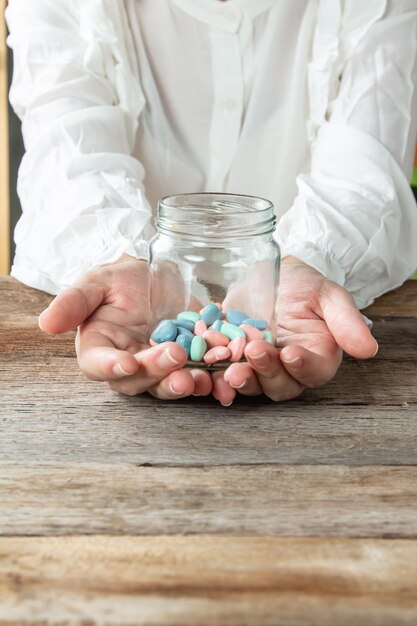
[1,276,417,625]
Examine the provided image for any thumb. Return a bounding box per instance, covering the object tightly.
[39,281,104,334]
[320,283,379,359]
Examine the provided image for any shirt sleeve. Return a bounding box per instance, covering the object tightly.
[6,0,155,295]
[276,0,417,310]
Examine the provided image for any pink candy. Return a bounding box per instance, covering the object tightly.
[194,320,208,336]
[240,324,264,342]
[203,346,231,364]
[203,330,229,348]
[228,336,246,362]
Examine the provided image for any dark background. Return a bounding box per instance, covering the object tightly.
[8,49,24,262]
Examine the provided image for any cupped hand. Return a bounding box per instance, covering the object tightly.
[215,257,379,405]
[38,256,212,399]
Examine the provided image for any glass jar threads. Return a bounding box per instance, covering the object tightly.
[148,193,280,369]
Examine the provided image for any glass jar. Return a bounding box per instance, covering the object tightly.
[149,193,280,369]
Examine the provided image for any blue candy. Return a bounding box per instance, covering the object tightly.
[201,303,222,326]
[151,320,177,343]
[177,327,194,340]
[226,309,248,326]
[173,319,195,332]
[176,334,192,356]
[211,319,223,332]
[241,318,268,330]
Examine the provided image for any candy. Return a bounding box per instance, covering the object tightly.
[177,311,201,323]
[194,320,208,336]
[177,327,194,340]
[203,330,229,348]
[151,320,177,343]
[149,305,273,367]
[176,334,192,356]
[228,336,246,362]
[240,324,264,342]
[221,322,246,340]
[226,309,248,326]
[174,319,195,332]
[241,318,268,330]
[200,303,222,326]
[190,336,207,361]
[203,346,231,364]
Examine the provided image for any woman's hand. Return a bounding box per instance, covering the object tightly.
[38,256,212,399]
[215,257,379,405]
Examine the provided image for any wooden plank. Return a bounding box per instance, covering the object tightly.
[1,391,416,465]
[0,4,10,274]
[0,536,416,625]
[364,281,417,319]
[0,276,53,323]
[1,463,417,536]
[1,402,417,465]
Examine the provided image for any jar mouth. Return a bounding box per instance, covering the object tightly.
[157,192,276,241]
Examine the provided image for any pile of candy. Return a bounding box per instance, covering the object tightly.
[150,303,273,366]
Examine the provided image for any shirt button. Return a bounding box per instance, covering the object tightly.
[224,98,238,113]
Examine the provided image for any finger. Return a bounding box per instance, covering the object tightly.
[320,283,379,359]
[108,342,188,396]
[211,371,237,406]
[280,344,342,388]
[189,369,213,396]
[223,362,263,396]
[245,340,305,402]
[75,326,141,381]
[148,369,196,400]
[39,282,104,334]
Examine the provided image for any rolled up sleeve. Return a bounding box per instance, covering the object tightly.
[276,0,417,309]
[6,0,154,294]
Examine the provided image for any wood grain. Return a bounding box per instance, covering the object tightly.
[364,280,417,318]
[1,403,417,465]
[2,277,417,624]
[1,462,417,536]
[0,536,416,625]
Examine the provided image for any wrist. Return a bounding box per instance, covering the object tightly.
[282,255,312,268]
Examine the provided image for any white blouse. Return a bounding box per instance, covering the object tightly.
[6,0,417,309]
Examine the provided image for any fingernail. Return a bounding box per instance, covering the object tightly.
[281,356,302,367]
[371,339,379,358]
[38,309,49,328]
[230,379,247,389]
[221,400,234,407]
[112,363,134,377]
[247,351,270,369]
[169,381,184,395]
[157,348,182,369]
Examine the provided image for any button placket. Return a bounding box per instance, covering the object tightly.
[206,23,244,190]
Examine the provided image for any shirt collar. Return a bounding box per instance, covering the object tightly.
[171,0,275,33]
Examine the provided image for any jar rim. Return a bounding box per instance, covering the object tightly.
[159,192,274,214]
[157,192,276,241]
